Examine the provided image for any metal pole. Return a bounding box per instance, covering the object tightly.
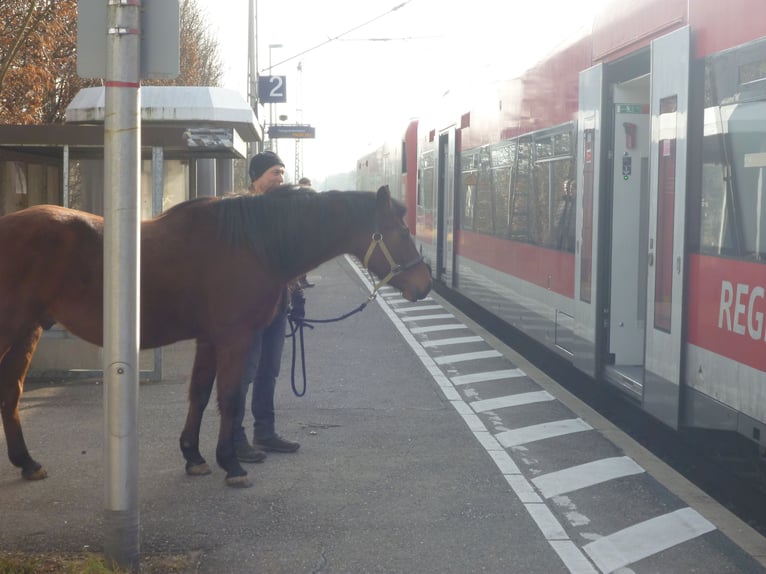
[248,0,257,157]
[295,61,303,182]
[149,145,164,385]
[151,146,163,217]
[62,145,70,208]
[103,0,141,569]
[268,46,274,152]
[217,158,233,195]
[268,43,282,153]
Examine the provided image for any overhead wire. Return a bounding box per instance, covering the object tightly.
[260,0,414,73]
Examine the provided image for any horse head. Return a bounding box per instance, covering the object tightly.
[362,185,432,302]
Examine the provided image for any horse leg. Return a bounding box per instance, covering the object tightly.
[180,339,217,476]
[214,338,253,488]
[0,326,46,480]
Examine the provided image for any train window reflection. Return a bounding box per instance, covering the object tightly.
[740,58,766,87]
[700,101,766,260]
[512,138,532,241]
[475,147,494,234]
[654,95,678,333]
[419,150,434,223]
[492,141,515,237]
[457,125,575,252]
[460,150,478,230]
[726,101,766,260]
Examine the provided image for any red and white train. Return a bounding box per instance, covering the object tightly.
[357,0,766,448]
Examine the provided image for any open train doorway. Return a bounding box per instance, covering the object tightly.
[605,72,651,397]
[603,27,691,431]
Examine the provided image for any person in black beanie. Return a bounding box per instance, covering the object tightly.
[232,150,304,462]
[248,150,286,194]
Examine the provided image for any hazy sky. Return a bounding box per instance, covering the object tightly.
[198,0,603,183]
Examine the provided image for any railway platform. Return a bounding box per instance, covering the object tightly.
[0,255,765,573]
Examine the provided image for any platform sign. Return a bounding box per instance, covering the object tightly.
[258,75,287,103]
[268,124,316,139]
[77,0,180,79]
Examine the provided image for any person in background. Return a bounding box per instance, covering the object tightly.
[296,176,315,288]
[233,150,304,462]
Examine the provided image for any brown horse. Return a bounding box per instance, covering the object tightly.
[0,185,431,487]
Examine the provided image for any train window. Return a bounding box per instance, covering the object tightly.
[654,95,678,333]
[549,160,576,252]
[491,141,516,237]
[492,166,512,237]
[740,58,766,87]
[555,177,577,252]
[491,142,515,167]
[458,127,574,245]
[531,129,576,250]
[580,128,596,303]
[706,39,766,106]
[699,41,766,262]
[699,107,740,256]
[475,147,494,234]
[419,150,434,215]
[461,150,479,231]
[422,166,434,214]
[532,151,552,245]
[510,138,532,242]
[534,129,573,160]
[555,131,572,155]
[698,169,732,254]
[415,169,424,210]
[724,100,766,259]
[417,169,423,208]
[533,154,575,249]
[536,137,554,160]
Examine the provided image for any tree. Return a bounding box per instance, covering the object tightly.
[0,0,93,124]
[0,0,224,124]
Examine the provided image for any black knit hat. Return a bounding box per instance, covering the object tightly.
[249,150,285,181]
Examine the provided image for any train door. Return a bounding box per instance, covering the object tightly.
[642,26,691,429]
[436,128,457,286]
[605,75,651,398]
[574,64,604,377]
[602,28,690,430]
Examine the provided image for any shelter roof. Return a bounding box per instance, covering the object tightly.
[66,86,261,143]
[0,87,261,161]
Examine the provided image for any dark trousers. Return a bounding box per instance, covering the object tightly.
[233,308,287,443]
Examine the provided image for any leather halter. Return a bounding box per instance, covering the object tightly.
[287,229,424,396]
[362,231,424,299]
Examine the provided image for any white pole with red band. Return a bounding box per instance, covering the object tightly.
[103,0,141,568]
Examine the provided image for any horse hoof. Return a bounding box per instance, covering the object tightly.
[22,466,48,481]
[185,462,212,476]
[225,475,252,488]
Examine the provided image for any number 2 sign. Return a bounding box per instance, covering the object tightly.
[258,76,287,103]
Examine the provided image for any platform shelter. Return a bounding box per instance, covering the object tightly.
[0,86,261,379]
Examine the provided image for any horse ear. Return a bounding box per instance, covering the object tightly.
[376,185,392,211]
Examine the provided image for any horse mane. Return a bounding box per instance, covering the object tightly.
[211,187,385,271]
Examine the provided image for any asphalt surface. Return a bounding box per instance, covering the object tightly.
[1,256,765,574]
